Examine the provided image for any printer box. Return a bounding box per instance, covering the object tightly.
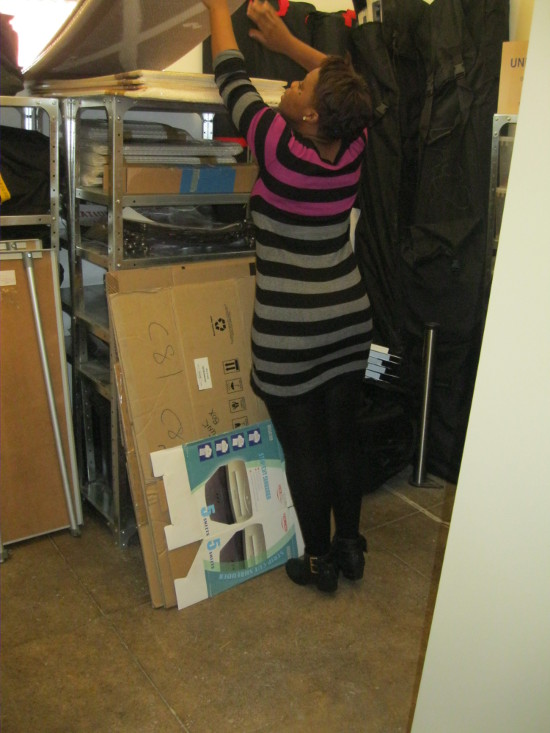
[151,420,304,610]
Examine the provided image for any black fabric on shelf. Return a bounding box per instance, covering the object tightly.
[0,126,51,215]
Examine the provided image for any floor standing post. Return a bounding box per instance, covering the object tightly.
[410,322,442,488]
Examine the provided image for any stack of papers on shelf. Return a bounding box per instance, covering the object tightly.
[27,69,285,108]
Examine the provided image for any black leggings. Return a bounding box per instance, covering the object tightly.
[264,374,365,557]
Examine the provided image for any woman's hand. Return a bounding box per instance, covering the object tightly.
[247,0,294,55]
[247,0,326,71]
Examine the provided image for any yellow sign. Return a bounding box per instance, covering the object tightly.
[0,173,11,204]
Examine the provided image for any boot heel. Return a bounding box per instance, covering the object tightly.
[332,534,367,580]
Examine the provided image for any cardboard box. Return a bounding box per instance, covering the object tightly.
[105,257,256,295]
[108,259,268,485]
[103,162,258,195]
[150,420,303,610]
[497,41,529,115]
[107,258,270,608]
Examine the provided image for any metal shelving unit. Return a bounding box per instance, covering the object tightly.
[60,94,254,547]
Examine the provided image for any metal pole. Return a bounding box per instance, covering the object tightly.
[23,253,80,536]
[410,322,442,488]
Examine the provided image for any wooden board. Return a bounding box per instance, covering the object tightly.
[0,251,78,543]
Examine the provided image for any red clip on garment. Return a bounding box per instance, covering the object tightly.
[247,0,288,17]
[277,0,289,16]
[343,9,357,27]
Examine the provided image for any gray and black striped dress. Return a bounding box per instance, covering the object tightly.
[215,50,373,401]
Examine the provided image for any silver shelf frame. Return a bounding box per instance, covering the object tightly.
[61,93,254,547]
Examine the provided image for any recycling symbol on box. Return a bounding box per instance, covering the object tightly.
[214,318,226,332]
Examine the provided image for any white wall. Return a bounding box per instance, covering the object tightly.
[411,0,550,730]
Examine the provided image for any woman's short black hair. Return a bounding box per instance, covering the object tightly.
[314,55,373,141]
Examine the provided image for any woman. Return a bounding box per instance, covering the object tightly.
[202,0,373,593]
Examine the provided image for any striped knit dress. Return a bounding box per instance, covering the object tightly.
[214,50,373,401]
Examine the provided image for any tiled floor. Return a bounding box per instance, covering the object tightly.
[0,468,455,733]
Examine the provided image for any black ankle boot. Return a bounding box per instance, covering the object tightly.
[332,534,367,580]
[286,553,338,593]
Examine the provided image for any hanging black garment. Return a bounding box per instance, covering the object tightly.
[306,9,355,56]
[350,0,427,357]
[403,0,508,481]
[203,0,316,82]
[203,1,355,80]
[351,0,508,482]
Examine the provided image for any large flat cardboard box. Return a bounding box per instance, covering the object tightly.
[108,259,267,484]
[103,163,258,195]
[497,41,529,115]
[107,258,270,608]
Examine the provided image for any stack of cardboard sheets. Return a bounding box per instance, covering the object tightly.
[108,259,303,609]
[26,69,286,107]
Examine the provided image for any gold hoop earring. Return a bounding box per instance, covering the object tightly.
[302,115,307,121]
